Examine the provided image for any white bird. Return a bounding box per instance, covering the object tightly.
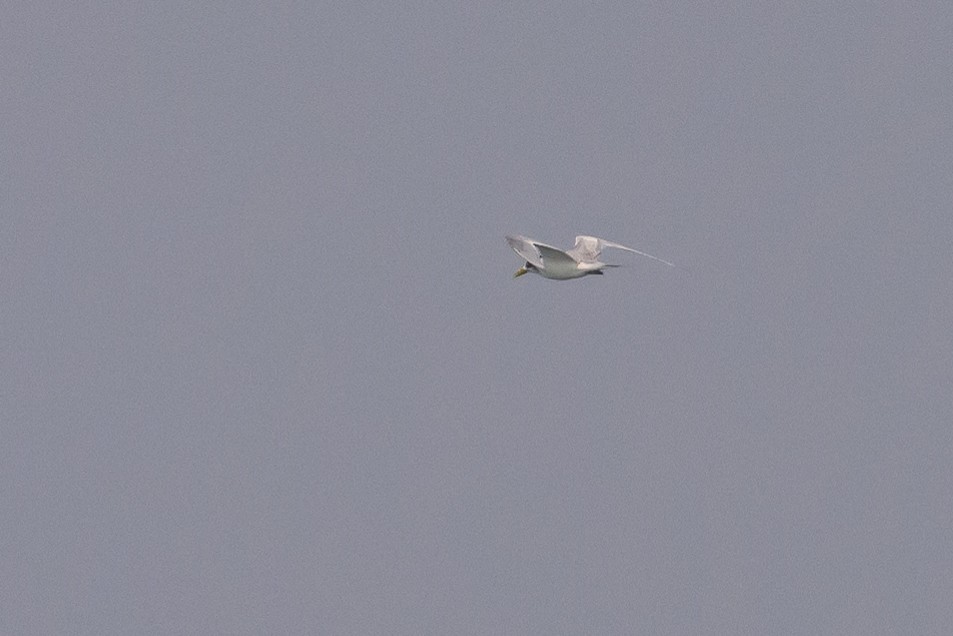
[506,234,674,280]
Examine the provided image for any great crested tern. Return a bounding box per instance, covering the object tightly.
[506,234,674,280]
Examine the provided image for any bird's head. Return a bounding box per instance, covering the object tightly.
[513,262,536,278]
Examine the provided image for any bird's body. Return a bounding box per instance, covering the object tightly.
[506,234,674,280]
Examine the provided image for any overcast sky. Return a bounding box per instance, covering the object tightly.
[3,3,952,634]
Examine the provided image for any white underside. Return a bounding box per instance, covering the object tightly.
[535,261,603,279]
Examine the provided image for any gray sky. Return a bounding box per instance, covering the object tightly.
[3,3,952,634]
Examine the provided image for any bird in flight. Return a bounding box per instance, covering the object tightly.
[506,234,674,280]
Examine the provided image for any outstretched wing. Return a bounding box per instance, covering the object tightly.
[533,243,579,273]
[569,235,675,268]
[505,235,545,268]
[506,235,583,277]
[567,236,606,262]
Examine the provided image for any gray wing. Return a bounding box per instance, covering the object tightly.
[567,236,606,262]
[533,243,579,269]
[569,235,675,267]
[506,235,545,268]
